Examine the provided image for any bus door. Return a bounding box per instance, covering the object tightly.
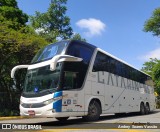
[61,68,84,114]
[61,71,79,113]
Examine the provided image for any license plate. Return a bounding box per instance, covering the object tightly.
[28,110,35,116]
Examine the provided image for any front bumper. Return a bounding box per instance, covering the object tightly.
[20,103,75,118]
[20,103,55,117]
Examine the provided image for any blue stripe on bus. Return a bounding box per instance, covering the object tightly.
[53,91,62,112]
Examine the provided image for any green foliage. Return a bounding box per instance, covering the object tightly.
[144,8,160,36]
[0,0,28,30]
[0,20,47,116]
[0,109,19,116]
[0,1,49,116]
[71,33,86,42]
[0,0,17,7]
[143,8,160,98]
[156,96,160,109]
[30,0,73,42]
[0,0,80,116]
[153,61,160,94]
[141,58,159,76]
[141,58,160,95]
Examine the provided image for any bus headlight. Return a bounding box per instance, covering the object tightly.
[43,98,54,105]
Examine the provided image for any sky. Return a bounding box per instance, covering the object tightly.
[17,0,160,70]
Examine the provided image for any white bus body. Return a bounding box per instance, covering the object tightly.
[11,40,156,121]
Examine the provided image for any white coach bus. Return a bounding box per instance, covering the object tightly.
[11,40,156,121]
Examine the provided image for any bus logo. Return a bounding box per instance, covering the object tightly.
[67,99,71,105]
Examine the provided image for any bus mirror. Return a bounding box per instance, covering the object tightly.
[50,55,83,71]
[11,65,29,79]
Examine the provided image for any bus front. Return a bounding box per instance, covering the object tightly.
[11,40,84,119]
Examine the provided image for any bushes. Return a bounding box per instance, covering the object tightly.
[156,96,160,109]
[0,109,19,116]
[0,21,48,116]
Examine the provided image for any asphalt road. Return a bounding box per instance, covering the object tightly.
[0,109,160,131]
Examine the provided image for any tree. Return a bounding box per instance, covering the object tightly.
[144,8,160,36]
[71,33,86,42]
[141,58,160,95]
[144,8,160,103]
[153,61,160,94]
[0,0,48,115]
[30,0,73,42]
[0,0,28,29]
[0,21,47,115]
[141,58,159,76]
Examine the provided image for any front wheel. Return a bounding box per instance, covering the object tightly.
[83,101,101,121]
[55,117,69,121]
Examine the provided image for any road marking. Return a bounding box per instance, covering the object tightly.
[37,129,152,132]
[0,116,32,121]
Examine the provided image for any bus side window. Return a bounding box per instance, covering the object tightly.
[92,51,112,73]
[93,51,107,72]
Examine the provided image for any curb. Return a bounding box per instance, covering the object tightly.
[0,116,31,121]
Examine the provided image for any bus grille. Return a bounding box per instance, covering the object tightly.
[21,103,45,108]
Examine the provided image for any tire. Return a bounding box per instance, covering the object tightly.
[55,117,69,121]
[140,103,145,115]
[145,103,150,114]
[83,101,101,121]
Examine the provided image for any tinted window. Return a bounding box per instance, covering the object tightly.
[93,52,116,74]
[67,44,92,64]
[31,41,68,64]
[62,43,94,90]
[93,51,153,87]
[93,52,107,72]
[24,65,61,93]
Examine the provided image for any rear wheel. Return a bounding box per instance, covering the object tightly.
[55,117,69,121]
[140,103,145,115]
[83,101,101,121]
[145,103,150,114]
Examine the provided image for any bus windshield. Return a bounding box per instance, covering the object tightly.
[31,41,68,64]
[24,64,61,93]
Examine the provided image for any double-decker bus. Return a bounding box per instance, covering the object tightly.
[11,40,156,121]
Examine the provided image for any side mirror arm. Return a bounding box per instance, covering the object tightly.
[11,65,29,79]
[50,55,83,71]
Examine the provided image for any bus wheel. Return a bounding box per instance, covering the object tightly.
[56,117,69,121]
[83,101,101,121]
[145,103,150,114]
[140,103,145,115]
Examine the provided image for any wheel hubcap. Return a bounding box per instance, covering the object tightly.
[89,105,97,115]
[141,105,145,113]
